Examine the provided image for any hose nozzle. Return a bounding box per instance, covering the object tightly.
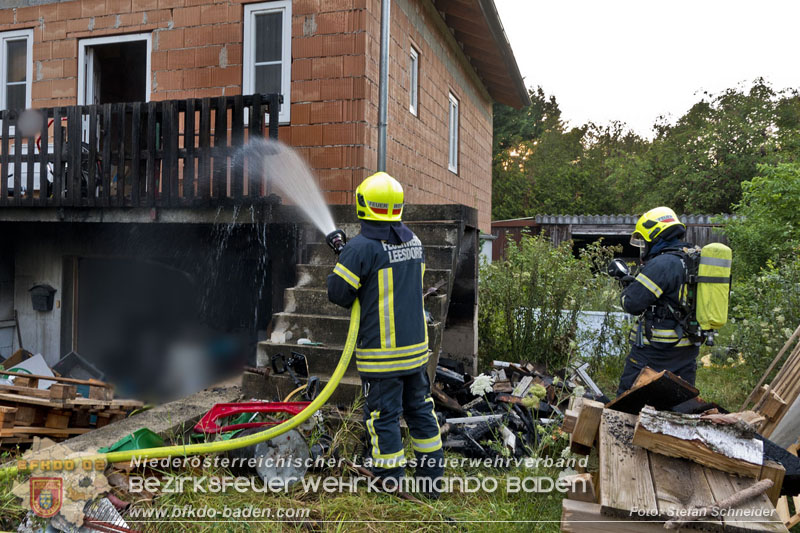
[326,229,347,254]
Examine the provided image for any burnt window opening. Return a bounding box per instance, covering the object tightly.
[85,40,147,105]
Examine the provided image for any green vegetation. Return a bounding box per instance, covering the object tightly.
[493,79,800,219]
[478,235,628,372]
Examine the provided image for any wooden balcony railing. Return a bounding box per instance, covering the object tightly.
[0,93,280,208]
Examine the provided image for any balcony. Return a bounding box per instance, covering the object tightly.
[0,94,280,210]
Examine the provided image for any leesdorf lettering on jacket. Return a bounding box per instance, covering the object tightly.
[382,237,423,263]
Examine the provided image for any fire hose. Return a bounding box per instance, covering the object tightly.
[0,299,360,481]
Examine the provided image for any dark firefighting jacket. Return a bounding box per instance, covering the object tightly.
[621,242,696,348]
[327,225,428,378]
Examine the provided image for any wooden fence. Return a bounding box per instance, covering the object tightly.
[0,93,280,208]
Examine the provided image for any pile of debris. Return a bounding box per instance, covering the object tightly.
[430,357,608,459]
[560,365,799,532]
[0,351,143,448]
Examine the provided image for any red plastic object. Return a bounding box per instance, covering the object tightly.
[194,401,311,434]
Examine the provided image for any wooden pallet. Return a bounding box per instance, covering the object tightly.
[561,405,788,532]
[0,379,142,444]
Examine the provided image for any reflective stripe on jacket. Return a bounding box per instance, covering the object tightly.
[327,232,428,377]
[621,247,692,348]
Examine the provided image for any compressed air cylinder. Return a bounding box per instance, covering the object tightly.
[696,243,732,330]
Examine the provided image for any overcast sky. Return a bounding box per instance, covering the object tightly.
[494,0,800,136]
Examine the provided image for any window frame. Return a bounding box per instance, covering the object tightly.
[409,46,419,116]
[77,33,152,106]
[0,29,33,112]
[447,91,459,174]
[243,0,292,124]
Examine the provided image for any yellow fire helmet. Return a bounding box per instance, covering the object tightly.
[355,172,404,222]
[631,206,686,248]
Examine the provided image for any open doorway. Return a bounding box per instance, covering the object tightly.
[78,34,151,105]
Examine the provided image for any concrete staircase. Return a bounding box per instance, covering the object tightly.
[243,205,475,405]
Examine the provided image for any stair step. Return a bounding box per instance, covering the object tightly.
[295,264,451,291]
[270,312,440,347]
[306,243,456,269]
[242,371,363,406]
[257,342,360,378]
[284,287,349,317]
[283,287,450,322]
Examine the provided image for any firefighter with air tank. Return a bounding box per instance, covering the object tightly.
[325,172,444,498]
[609,207,732,395]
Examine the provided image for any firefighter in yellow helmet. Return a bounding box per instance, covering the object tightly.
[326,172,444,497]
[616,207,700,394]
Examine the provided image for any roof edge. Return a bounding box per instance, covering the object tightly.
[475,0,530,108]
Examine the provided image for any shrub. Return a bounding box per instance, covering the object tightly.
[718,253,800,377]
[723,162,800,277]
[478,235,629,373]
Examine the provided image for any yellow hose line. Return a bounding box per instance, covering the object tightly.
[2,299,359,481]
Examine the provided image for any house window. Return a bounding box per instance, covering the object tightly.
[409,47,419,116]
[448,92,459,173]
[1,29,33,111]
[243,1,292,123]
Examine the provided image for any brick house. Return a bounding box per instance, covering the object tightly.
[0,0,526,395]
[0,0,527,231]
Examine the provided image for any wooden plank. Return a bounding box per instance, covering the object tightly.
[66,397,111,409]
[563,473,596,503]
[13,114,22,206]
[648,452,722,530]
[163,100,177,204]
[101,103,112,206]
[562,408,578,433]
[115,103,126,206]
[231,94,244,199]
[760,388,787,420]
[7,426,91,437]
[213,96,227,200]
[632,408,782,491]
[52,108,63,206]
[247,92,262,198]
[0,406,16,428]
[25,133,34,205]
[184,98,195,202]
[0,384,51,399]
[598,409,657,517]
[606,368,699,414]
[761,461,786,506]
[198,98,211,202]
[145,101,157,206]
[743,324,800,410]
[633,366,661,389]
[571,399,603,454]
[44,410,70,429]
[38,108,49,206]
[14,377,39,389]
[0,370,113,388]
[703,467,788,533]
[130,102,141,206]
[49,384,77,401]
[0,110,9,205]
[87,105,98,206]
[561,499,668,532]
[69,106,82,205]
[0,392,63,408]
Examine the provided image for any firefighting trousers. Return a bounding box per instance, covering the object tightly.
[616,343,700,395]
[361,365,444,482]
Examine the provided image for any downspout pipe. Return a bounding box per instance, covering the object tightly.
[377,0,390,171]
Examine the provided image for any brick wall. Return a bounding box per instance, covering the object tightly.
[0,0,493,229]
[363,0,493,231]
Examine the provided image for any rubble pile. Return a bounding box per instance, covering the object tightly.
[430,357,609,459]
